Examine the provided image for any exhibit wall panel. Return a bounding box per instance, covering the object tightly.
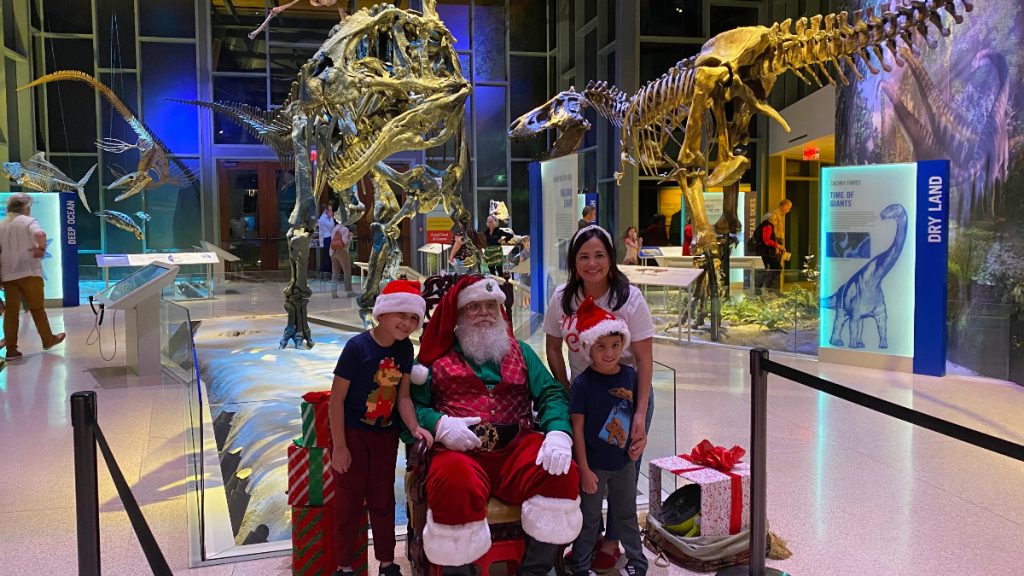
[836,0,1024,383]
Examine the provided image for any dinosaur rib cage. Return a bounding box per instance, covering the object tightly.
[618,62,706,178]
[767,0,973,86]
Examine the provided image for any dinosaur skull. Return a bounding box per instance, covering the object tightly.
[309,4,470,190]
[508,87,591,157]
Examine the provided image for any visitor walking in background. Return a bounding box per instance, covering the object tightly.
[0,192,66,361]
[753,199,792,295]
[330,221,354,298]
[317,203,335,276]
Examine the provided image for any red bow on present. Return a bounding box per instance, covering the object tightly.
[685,439,746,472]
[302,391,331,404]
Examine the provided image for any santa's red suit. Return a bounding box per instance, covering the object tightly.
[410,276,581,568]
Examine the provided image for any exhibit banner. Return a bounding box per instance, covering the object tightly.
[529,154,578,314]
[0,191,78,306]
[818,161,949,375]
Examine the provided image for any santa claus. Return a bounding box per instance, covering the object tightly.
[409,275,581,575]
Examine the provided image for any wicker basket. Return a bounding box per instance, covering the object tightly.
[643,523,751,572]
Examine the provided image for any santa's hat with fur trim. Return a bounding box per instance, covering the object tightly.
[411,275,506,384]
[372,279,426,322]
[575,296,630,350]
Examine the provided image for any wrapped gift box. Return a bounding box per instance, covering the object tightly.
[649,452,750,537]
[301,391,332,449]
[292,505,337,576]
[288,440,335,506]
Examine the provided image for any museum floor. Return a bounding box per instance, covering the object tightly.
[1,279,1023,575]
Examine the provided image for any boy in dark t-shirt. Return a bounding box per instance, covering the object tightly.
[567,297,648,576]
[329,280,432,576]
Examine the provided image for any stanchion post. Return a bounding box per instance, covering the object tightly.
[71,391,101,576]
[717,349,786,576]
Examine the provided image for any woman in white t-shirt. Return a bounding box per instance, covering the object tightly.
[542,224,655,566]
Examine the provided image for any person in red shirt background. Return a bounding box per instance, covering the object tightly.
[754,199,792,295]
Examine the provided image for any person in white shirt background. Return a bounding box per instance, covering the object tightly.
[0,192,66,361]
[317,203,336,277]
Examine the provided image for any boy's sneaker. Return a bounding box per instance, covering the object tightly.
[5,349,23,362]
[623,564,646,576]
[380,564,402,576]
[591,547,622,571]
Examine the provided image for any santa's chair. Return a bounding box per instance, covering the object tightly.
[406,274,562,576]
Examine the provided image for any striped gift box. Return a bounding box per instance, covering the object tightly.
[354,509,370,576]
[287,440,335,506]
[301,391,332,449]
[292,505,336,576]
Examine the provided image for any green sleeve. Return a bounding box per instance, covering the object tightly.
[519,340,572,435]
[400,369,445,445]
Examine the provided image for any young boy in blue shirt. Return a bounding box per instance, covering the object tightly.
[329,279,433,576]
[568,296,648,576]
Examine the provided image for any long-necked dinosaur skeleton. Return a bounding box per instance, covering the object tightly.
[512,0,975,338]
[180,1,471,345]
[18,71,196,207]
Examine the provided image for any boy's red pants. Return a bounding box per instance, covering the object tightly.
[333,426,400,566]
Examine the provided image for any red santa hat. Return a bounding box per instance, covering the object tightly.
[575,296,630,350]
[416,275,506,368]
[372,279,426,322]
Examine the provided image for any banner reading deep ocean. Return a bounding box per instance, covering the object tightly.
[0,191,78,306]
[819,161,948,375]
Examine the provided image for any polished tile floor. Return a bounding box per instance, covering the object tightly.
[1,280,1022,575]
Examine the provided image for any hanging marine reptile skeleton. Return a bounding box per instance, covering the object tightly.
[180,1,472,345]
[18,71,196,206]
[512,0,976,338]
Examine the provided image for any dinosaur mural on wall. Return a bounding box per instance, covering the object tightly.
[822,203,908,349]
[880,48,1011,223]
[512,0,977,339]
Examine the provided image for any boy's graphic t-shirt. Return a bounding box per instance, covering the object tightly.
[334,331,413,430]
[569,365,637,472]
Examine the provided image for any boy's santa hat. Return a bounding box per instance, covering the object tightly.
[412,275,507,384]
[575,296,630,350]
[372,279,426,322]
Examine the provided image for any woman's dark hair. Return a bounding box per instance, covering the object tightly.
[561,226,631,315]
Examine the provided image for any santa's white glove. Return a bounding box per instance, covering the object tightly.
[435,416,483,452]
[535,431,573,476]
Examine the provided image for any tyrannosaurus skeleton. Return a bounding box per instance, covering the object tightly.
[513,0,975,338]
[182,1,470,343]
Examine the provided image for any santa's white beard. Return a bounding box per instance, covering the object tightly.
[456,320,511,366]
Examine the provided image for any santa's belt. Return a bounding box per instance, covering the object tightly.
[469,422,520,452]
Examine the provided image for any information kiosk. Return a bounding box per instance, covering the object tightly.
[94,262,180,377]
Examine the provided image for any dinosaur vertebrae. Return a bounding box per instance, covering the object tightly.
[767,0,974,86]
[176,99,295,161]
